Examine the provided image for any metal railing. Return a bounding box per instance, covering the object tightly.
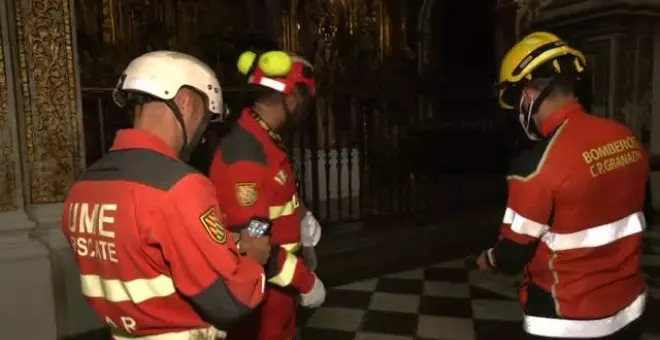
[81,87,509,225]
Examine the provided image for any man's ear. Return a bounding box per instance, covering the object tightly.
[173,89,191,111]
[521,88,531,101]
[522,88,540,102]
[284,92,298,112]
[174,88,203,119]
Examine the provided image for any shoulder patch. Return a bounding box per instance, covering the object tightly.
[235,182,258,207]
[199,207,227,244]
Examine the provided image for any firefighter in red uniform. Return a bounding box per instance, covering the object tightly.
[209,51,326,340]
[471,32,649,339]
[61,51,272,340]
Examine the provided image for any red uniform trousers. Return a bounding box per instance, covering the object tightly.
[228,285,297,340]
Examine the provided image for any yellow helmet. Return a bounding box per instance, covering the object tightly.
[498,32,587,109]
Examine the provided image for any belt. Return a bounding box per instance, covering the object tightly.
[112,326,226,340]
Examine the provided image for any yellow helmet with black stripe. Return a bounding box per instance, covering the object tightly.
[498,32,587,109]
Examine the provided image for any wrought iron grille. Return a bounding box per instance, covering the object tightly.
[81,86,508,226]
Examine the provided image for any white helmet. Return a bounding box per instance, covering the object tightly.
[113,50,224,119]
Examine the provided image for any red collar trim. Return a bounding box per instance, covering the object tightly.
[110,129,179,159]
[539,103,584,136]
[241,109,288,152]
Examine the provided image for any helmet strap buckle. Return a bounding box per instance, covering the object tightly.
[165,100,210,162]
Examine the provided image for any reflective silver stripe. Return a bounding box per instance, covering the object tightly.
[541,212,645,251]
[503,208,549,238]
[524,292,646,338]
[502,207,515,224]
[81,274,176,304]
[502,209,645,250]
[112,326,226,340]
[485,248,496,268]
[258,77,286,92]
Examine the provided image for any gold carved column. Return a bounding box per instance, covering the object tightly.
[0,10,18,214]
[14,0,85,208]
[0,0,88,338]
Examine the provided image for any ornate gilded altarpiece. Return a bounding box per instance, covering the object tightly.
[76,0,279,87]
[0,9,17,211]
[77,0,409,88]
[77,0,417,150]
[530,0,658,141]
[4,0,84,205]
[495,0,659,141]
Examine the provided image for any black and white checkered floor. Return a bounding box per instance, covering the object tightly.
[302,232,660,340]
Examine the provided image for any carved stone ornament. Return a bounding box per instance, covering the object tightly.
[14,0,84,204]
[0,25,18,211]
[514,0,553,39]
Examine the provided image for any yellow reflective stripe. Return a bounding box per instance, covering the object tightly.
[281,242,301,252]
[268,251,298,287]
[81,274,176,304]
[268,194,299,220]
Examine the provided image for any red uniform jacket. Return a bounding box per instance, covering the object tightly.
[209,109,315,293]
[487,103,648,338]
[61,129,265,337]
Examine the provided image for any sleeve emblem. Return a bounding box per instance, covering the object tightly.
[235,182,258,207]
[199,207,227,244]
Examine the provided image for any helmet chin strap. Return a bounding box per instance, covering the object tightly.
[517,75,557,141]
[165,100,211,162]
[182,112,212,162]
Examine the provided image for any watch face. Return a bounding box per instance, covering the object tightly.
[248,218,271,237]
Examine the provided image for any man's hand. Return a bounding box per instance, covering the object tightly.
[300,274,326,308]
[239,230,271,265]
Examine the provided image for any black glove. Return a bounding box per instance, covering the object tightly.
[264,247,281,279]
